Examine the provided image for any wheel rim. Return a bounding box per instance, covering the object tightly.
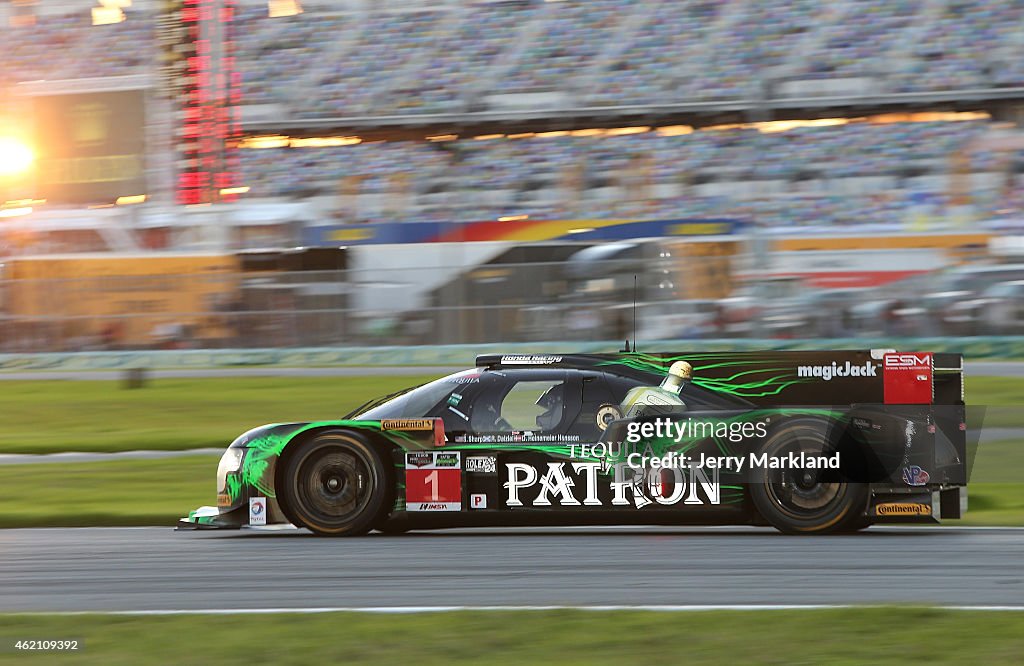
[296,447,374,526]
[764,437,843,520]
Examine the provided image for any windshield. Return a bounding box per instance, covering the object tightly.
[354,369,478,420]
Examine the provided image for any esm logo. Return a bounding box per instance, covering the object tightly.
[884,354,932,369]
[503,462,720,509]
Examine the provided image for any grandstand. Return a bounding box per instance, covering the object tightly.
[258,0,1024,113]
[7,0,1024,109]
[2,0,1024,239]
[4,0,1024,347]
[238,117,1024,228]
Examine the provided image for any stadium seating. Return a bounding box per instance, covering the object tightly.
[3,0,1023,230]
[234,6,354,109]
[5,0,1024,109]
[236,119,1020,228]
[3,11,150,87]
[373,1,543,114]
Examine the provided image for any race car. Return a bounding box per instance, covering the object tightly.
[178,349,968,535]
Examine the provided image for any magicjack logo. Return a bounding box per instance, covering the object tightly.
[797,360,877,381]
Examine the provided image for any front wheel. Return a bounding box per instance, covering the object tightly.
[280,431,391,536]
[749,422,868,535]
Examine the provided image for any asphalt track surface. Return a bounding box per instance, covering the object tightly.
[0,360,1021,381]
[1,526,1022,612]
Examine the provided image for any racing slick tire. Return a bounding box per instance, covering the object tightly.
[280,430,392,537]
[841,517,874,533]
[749,421,868,535]
[375,523,410,535]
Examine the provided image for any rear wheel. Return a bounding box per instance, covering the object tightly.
[749,422,868,535]
[281,431,391,536]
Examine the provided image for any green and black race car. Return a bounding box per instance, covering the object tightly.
[179,349,968,536]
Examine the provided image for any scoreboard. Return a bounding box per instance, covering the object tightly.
[32,89,147,204]
[159,0,241,205]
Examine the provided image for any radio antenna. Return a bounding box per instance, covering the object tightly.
[633,274,638,353]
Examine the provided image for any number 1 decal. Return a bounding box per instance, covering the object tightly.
[425,469,439,502]
[405,452,462,511]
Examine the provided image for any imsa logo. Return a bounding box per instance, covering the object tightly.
[504,462,720,509]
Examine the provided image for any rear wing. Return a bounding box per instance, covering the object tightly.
[477,349,965,407]
[631,349,964,407]
[932,352,965,406]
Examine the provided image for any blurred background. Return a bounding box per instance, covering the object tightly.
[3,0,1024,352]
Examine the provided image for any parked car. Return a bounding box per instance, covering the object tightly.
[923,264,1024,333]
[946,280,1024,335]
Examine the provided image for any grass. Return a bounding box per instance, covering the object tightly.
[965,375,1024,405]
[0,608,1023,665]
[965,431,1024,524]
[0,375,435,454]
[0,456,215,529]
[963,483,1024,526]
[964,375,1024,428]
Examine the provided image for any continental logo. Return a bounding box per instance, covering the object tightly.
[876,502,931,516]
[381,419,434,431]
[216,493,232,507]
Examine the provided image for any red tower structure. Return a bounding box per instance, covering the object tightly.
[160,0,241,205]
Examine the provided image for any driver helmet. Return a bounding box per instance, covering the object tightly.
[535,383,564,431]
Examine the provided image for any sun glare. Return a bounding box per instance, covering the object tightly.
[0,137,34,177]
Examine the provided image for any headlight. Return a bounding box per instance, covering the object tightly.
[216,448,245,494]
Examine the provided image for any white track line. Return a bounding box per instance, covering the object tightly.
[14,605,1024,615]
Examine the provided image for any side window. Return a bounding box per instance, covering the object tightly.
[566,373,640,440]
[602,374,646,404]
[499,380,565,432]
[464,371,578,435]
